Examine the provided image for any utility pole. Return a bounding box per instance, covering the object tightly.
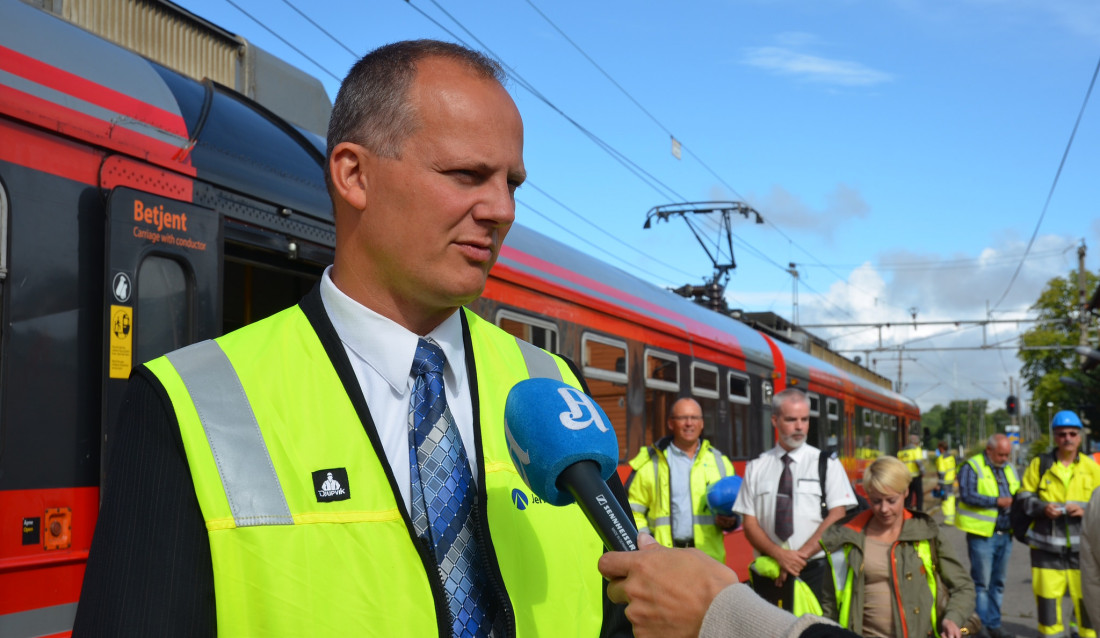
[1080,241,1089,364]
[897,345,903,393]
[966,399,973,450]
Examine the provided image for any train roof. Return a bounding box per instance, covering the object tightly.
[772,339,919,413]
[2,0,332,226]
[499,225,777,372]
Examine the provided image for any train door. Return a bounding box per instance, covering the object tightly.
[100,187,221,489]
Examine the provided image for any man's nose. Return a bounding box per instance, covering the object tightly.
[474,179,517,226]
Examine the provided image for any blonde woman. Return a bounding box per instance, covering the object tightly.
[820,456,975,638]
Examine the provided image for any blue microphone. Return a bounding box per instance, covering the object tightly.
[504,378,638,551]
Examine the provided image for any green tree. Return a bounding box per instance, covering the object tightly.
[1017,268,1100,432]
[925,399,990,450]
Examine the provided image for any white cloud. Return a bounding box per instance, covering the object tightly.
[742,46,894,86]
[790,235,1078,412]
[746,183,870,241]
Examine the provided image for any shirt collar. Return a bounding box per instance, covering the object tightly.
[769,443,812,463]
[319,267,466,394]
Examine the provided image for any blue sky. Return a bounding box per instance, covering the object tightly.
[177,0,1099,414]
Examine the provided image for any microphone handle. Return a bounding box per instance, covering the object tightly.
[558,460,639,552]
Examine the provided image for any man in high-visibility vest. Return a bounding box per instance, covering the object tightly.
[935,440,958,525]
[76,40,630,637]
[897,433,926,511]
[957,434,1018,638]
[626,397,738,562]
[1017,411,1100,638]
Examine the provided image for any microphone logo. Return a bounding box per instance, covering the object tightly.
[557,387,609,433]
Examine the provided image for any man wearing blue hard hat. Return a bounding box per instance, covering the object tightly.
[626,397,738,562]
[1017,410,1100,638]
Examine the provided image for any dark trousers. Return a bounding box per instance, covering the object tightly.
[907,475,924,511]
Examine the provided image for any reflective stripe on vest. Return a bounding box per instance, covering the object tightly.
[827,547,856,628]
[167,341,293,527]
[915,540,939,638]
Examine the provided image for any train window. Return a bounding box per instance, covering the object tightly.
[582,334,628,460]
[819,396,841,456]
[806,392,822,451]
[727,372,751,404]
[583,334,628,383]
[496,310,559,352]
[863,410,872,428]
[643,349,679,451]
[135,255,189,366]
[760,380,774,456]
[874,413,883,429]
[691,363,720,446]
[725,371,752,460]
[691,363,719,398]
[644,350,678,391]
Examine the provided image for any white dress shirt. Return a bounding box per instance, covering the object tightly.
[319,267,476,511]
[732,443,856,559]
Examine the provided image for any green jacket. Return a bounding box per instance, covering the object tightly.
[820,509,975,638]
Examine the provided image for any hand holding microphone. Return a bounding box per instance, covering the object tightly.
[504,378,638,552]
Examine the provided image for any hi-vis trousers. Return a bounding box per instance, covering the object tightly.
[1031,549,1095,638]
[940,483,956,525]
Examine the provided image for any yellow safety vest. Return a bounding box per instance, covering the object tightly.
[898,446,925,477]
[626,439,733,561]
[936,453,957,483]
[955,454,1019,537]
[146,304,606,636]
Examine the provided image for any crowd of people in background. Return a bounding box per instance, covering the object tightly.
[604,391,1100,638]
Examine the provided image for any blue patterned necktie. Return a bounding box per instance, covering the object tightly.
[408,338,495,637]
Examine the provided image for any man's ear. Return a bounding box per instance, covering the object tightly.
[330,142,369,211]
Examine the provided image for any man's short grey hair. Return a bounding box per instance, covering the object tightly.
[325,39,505,192]
[987,433,1008,450]
[771,388,808,413]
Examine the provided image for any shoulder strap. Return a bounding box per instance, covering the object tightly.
[819,449,830,519]
[1039,452,1053,480]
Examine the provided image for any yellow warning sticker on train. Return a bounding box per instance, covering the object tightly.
[109,305,133,379]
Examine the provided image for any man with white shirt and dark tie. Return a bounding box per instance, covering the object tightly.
[732,388,856,608]
[76,39,629,637]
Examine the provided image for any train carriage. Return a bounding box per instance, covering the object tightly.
[0,0,919,633]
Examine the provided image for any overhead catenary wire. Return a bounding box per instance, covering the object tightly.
[223,0,344,81]
[991,53,1100,311]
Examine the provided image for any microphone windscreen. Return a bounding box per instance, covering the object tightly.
[504,377,619,506]
[706,475,742,516]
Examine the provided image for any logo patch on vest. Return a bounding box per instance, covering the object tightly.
[312,468,351,502]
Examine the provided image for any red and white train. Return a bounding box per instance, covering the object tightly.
[0,1,919,633]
